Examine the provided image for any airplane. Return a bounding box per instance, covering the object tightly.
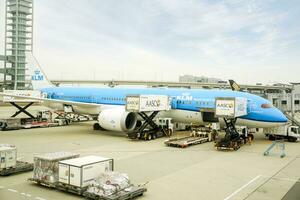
[0,54,288,136]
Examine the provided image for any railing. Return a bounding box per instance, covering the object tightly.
[285,112,300,127]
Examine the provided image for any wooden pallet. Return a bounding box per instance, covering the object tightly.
[165,137,209,148]
[83,186,147,200]
[0,161,33,176]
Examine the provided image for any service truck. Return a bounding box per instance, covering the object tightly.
[264,125,299,142]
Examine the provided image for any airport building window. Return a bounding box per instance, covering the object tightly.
[295,100,300,105]
[281,100,287,105]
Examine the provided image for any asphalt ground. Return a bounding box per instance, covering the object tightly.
[0,105,299,200]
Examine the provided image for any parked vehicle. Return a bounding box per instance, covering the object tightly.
[264,125,299,142]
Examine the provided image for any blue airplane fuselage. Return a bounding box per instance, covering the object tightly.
[41,87,288,125]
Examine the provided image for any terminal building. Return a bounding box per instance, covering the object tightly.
[266,83,300,112]
[179,75,225,84]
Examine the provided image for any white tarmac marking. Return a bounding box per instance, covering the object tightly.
[7,188,18,193]
[36,197,47,200]
[272,177,300,183]
[224,175,261,200]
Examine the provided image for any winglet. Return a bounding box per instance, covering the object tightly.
[229,80,241,91]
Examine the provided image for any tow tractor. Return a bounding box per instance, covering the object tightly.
[214,97,248,151]
[125,95,172,140]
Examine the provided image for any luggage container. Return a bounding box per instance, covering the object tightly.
[0,146,17,169]
[215,97,247,118]
[58,156,114,189]
[29,151,79,187]
[0,145,33,176]
[126,95,171,112]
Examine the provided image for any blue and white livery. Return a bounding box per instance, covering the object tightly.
[0,54,288,132]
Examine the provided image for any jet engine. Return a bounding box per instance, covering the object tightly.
[97,108,137,132]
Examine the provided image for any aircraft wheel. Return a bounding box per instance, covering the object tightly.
[0,123,7,131]
[93,123,101,130]
[288,137,297,142]
[147,134,152,140]
[152,133,157,140]
[268,135,275,141]
[248,133,254,141]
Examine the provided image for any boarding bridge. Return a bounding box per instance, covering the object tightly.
[126,95,171,140]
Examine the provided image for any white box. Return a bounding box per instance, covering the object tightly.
[59,155,114,188]
[0,146,17,169]
[33,151,79,184]
[215,97,247,118]
[126,95,170,112]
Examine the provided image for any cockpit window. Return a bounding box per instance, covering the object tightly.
[261,103,273,108]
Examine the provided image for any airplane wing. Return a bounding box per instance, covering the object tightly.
[0,92,100,108]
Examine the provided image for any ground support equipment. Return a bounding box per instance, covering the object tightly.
[215,118,244,151]
[264,140,286,158]
[165,136,209,148]
[128,111,166,140]
[0,161,33,176]
[10,102,35,118]
[83,185,147,200]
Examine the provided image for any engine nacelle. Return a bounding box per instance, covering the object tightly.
[98,108,137,132]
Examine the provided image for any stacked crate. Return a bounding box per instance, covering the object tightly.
[0,146,17,170]
[32,151,79,185]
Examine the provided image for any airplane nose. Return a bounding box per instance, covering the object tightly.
[272,108,288,123]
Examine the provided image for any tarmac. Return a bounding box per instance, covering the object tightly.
[0,105,299,200]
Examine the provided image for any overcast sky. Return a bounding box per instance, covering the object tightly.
[0,0,300,84]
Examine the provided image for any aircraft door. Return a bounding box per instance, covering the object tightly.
[247,99,257,113]
[202,112,219,122]
[171,97,178,109]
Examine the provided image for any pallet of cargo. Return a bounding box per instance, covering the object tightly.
[0,161,34,176]
[83,185,147,200]
[164,136,209,148]
[28,178,58,188]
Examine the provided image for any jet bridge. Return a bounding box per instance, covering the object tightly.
[214,97,248,150]
[126,95,171,140]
